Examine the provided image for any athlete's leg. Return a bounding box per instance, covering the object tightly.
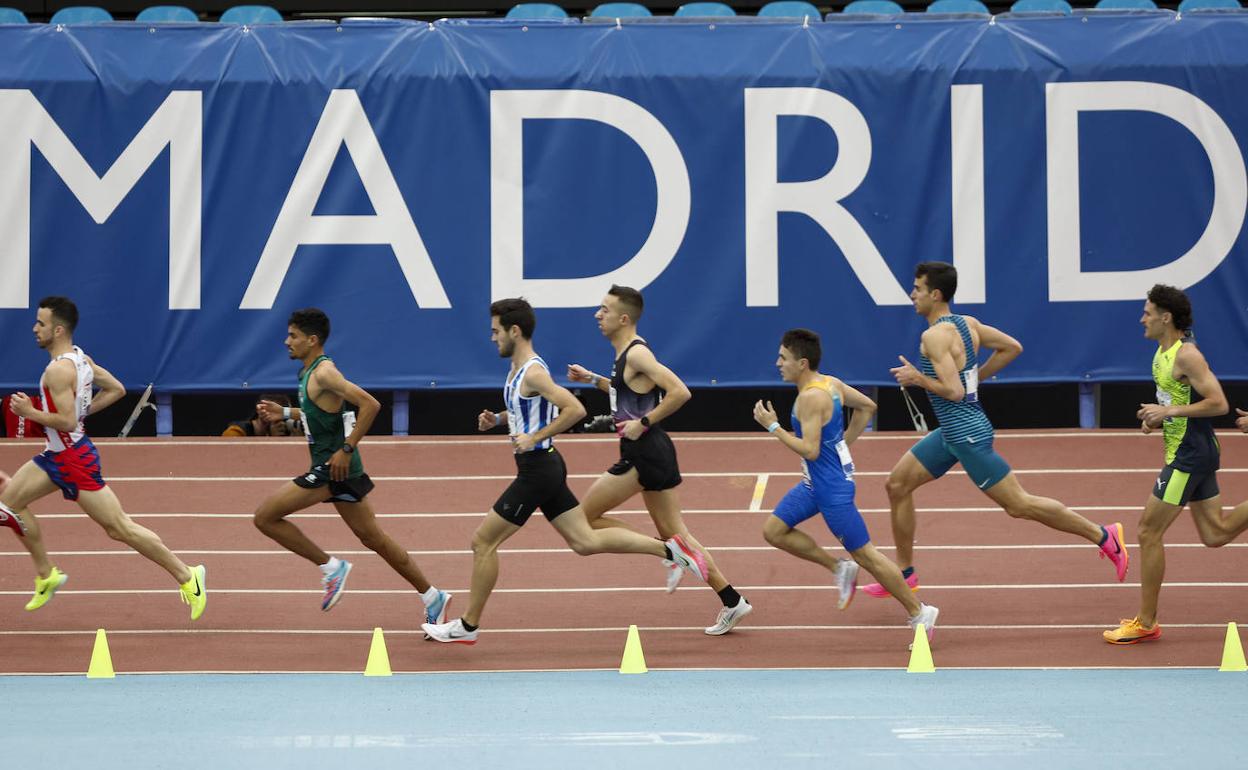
[642,488,728,591]
[550,506,667,558]
[1189,495,1248,547]
[463,511,522,627]
[76,486,192,584]
[253,482,334,565]
[1135,494,1185,626]
[982,473,1104,543]
[335,499,432,593]
[848,542,922,616]
[762,514,840,572]
[579,470,645,531]
[884,451,937,570]
[0,460,59,578]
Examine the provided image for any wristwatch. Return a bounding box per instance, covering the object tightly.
[341,443,355,454]
[639,416,651,428]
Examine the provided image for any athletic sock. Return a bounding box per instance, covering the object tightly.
[717,585,742,608]
[421,586,441,607]
[901,566,915,579]
[1098,527,1109,546]
[320,556,341,575]
[461,619,478,633]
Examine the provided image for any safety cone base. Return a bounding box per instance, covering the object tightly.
[619,624,647,674]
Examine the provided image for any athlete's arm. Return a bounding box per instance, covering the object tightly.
[1236,408,1248,433]
[754,391,828,461]
[11,361,78,433]
[567,364,609,393]
[314,363,379,481]
[478,409,508,432]
[834,379,877,445]
[86,359,126,415]
[512,366,586,452]
[1138,345,1229,424]
[623,345,691,428]
[891,328,965,401]
[966,317,1023,381]
[258,399,299,423]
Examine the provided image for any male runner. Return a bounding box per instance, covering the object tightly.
[754,329,938,637]
[568,285,751,635]
[860,262,1129,597]
[1104,285,1248,643]
[0,296,206,618]
[254,308,450,625]
[422,299,708,644]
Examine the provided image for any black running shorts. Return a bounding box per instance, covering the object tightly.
[293,464,375,504]
[493,448,579,525]
[608,428,682,492]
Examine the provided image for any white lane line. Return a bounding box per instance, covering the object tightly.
[0,622,1234,637]
[0,582,1243,596]
[22,505,1157,520]
[749,474,769,512]
[1,542,1241,557]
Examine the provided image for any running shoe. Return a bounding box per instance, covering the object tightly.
[662,559,683,594]
[907,603,939,647]
[0,504,25,537]
[320,559,352,611]
[665,535,709,582]
[704,598,753,636]
[24,566,67,611]
[1103,617,1161,645]
[862,569,918,598]
[179,564,207,621]
[422,590,453,640]
[835,558,860,610]
[422,618,478,645]
[1099,522,1129,582]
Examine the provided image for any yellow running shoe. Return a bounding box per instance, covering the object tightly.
[1104,617,1161,645]
[179,564,207,621]
[25,567,68,611]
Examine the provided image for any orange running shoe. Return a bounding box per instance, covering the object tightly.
[1104,617,1161,645]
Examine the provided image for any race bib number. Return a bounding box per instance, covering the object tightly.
[835,440,856,481]
[608,385,618,416]
[343,410,357,438]
[963,367,980,403]
[300,411,312,443]
[1155,388,1173,407]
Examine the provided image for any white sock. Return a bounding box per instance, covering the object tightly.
[320,556,341,575]
[421,586,441,607]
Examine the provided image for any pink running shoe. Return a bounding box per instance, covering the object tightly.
[665,535,709,582]
[1100,522,1129,582]
[861,570,918,598]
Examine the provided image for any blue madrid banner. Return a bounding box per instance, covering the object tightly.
[1,14,1246,391]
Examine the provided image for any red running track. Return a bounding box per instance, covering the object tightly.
[1,430,1245,673]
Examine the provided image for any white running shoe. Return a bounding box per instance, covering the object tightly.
[421,618,478,645]
[907,603,939,648]
[662,559,683,594]
[835,558,860,610]
[704,598,753,636]
[665,535,709,582]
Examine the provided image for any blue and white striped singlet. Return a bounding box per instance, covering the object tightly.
[505,356,558,452]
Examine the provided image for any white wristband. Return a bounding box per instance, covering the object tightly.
[282,406,291,420]
[767,421,780,433]
[494,412,502,427]
[592,374,601,387]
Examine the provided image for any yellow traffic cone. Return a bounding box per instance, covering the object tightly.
[364,627,392,676]
[87,628,115,679]
[619,624,648,674]
[1220,622,1246,672]
[907,623,935,673]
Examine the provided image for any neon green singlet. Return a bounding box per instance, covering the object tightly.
[1151,338,1218,471]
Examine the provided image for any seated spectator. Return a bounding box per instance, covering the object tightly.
[223,394,294,437]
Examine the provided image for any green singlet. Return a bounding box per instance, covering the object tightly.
[1151,338,1219,472]
[298,355,364,477]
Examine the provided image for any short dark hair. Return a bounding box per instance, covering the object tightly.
[781,328,822,371]
[915,261,957,303]
[288,308,330,344]
[608,285,644,322]
[1147,284,1193,332]
[38,296,78,333]
[490,297,536,340]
